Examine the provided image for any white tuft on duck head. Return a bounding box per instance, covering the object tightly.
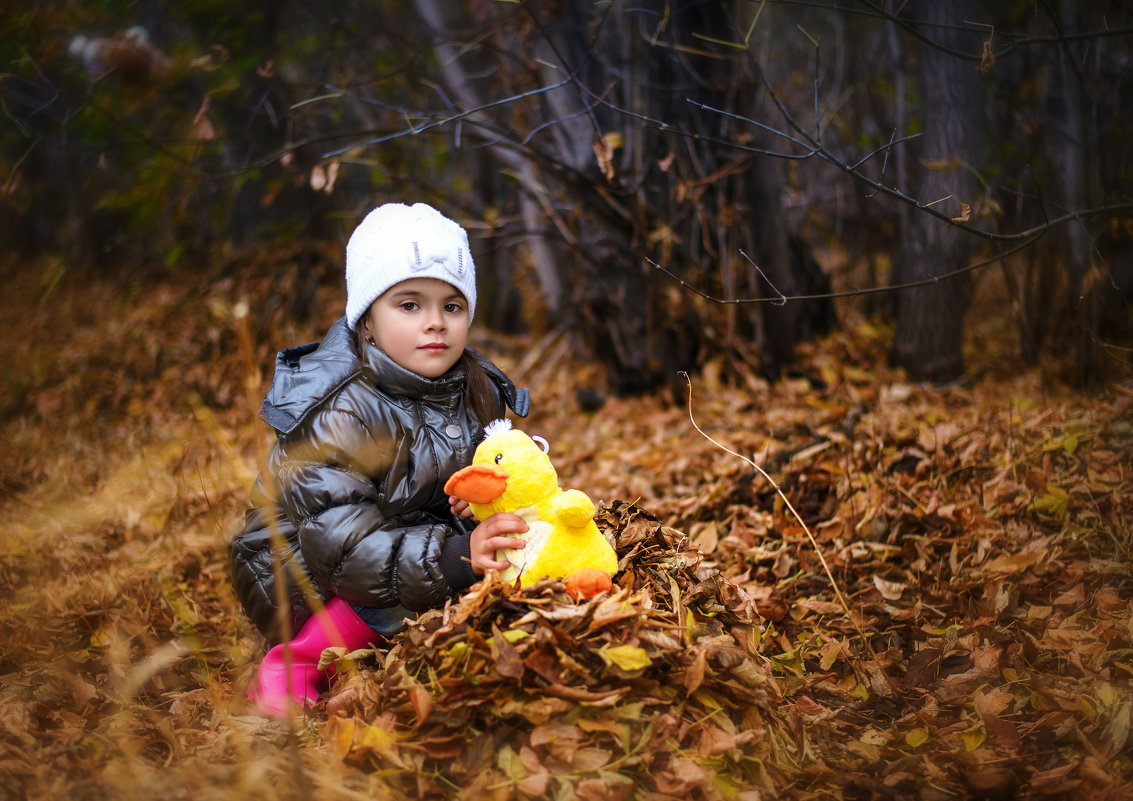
[483,418,513,437]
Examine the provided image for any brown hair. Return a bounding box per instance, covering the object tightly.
[458,349,499,427]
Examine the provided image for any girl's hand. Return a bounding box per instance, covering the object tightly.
[449,495,476,521]
[468,513,528,576]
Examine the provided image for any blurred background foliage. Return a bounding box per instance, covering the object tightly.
[2,0,1131,392]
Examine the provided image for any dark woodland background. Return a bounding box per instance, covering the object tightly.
[3,0,1131,393]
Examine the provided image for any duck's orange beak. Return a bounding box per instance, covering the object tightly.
[444,464,509,505]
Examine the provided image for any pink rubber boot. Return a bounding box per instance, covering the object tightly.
[249,597,376,717]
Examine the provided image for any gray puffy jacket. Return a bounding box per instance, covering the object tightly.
[229,318,529,643]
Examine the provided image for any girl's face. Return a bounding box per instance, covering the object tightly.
[359,277,469,378]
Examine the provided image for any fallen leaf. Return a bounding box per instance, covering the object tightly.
[905,727,929,748]
[600,644,652,673]
[873,574,906,601]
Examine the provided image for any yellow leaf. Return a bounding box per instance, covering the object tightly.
[1097,682,1120,709]
[770,647,806,676]
[486,629,530,647]
[905,727,929,748]
[712,772,742,799]
[1080,696,1097,722]
[1062,434,1079,454]
[600,644,652,673]
[850,682,870,702]
[1029,485,1069,518]
[497,743,525,780]
[842,365,874,384]
[1108,701,1131,750]
[356,722,398,752]
[961,725,986,751]
[89,625,116,648]
[694,688,724,712]
[325,715,354,760]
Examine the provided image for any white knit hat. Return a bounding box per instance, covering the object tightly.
[345,202,477,329]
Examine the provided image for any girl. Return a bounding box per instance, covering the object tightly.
[230,202,530,716]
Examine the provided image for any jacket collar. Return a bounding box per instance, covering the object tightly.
[360,335,465,406]
[260,318,359,434]
[259,317,528,435]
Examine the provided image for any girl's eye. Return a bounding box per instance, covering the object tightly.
[400,301,419,311]
[444,303,463,313]
[494,453,504,464]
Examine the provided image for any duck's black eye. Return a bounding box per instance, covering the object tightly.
[494,453,504,464]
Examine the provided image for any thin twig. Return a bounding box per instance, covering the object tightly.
[679,372,876,655]
[646,227,1052,305]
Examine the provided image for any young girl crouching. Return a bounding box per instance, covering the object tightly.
[229,202,530,716]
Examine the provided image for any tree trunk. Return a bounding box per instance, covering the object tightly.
[411,0,835,394]
[413,0,565,318]
[1057,0,1103,387]
[891,1,984,383]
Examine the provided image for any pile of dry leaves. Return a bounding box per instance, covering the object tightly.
[322,503,778,799]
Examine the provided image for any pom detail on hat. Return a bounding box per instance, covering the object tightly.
[345,203,478,329]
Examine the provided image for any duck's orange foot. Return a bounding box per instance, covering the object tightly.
[565,568,613,600]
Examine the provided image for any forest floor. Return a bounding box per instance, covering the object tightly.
[0,248,1131,801]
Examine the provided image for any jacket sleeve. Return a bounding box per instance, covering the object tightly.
[229,471,317,644]
[275,407,475,611]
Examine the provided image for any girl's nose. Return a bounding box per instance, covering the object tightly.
[424,306,446,330]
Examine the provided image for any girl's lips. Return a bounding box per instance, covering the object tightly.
[420,343,448,354]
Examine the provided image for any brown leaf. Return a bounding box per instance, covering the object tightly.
[966,768,1014,793]
[409,683,432,726]
[980,712,1021,747]
[588,590,645,629]
[524,646,566,684]
[756,597,788,622]
[569,746,613,771]
[684,647,707,694]
[978,34,996,74]
[771,548,796,578]
[1052,583,1085,608]
[491,623,525,680]
[541,683,628,706]
[593,132,621,182]
[530,721,578,749]
[576,777,635,801]
[690,521,718,554]
[873,574,906,601]
[516,771,551,797]
[655,758,711,794]
[1025,467,1047,493]
[697,722,737,756]
[795,695,828,717]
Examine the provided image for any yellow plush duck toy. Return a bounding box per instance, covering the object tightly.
[444,419,618,598]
